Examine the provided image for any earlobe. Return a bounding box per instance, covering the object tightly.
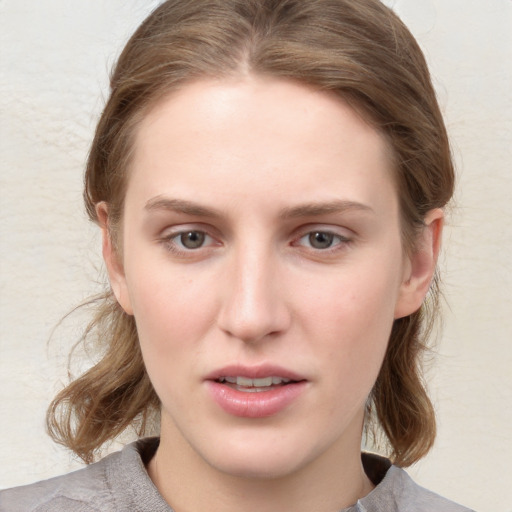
[394,209,444,319]
[96,202,134,315]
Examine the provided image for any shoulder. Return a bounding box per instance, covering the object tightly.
[357,453,475,512]
[384,465,475,512]
[0,438,163,512]
[0,451,117,512]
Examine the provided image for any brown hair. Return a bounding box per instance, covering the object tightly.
[47,0,454,467]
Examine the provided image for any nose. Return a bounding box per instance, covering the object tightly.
[217,244,291,344]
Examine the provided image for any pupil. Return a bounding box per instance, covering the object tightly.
[181,231,205,249]
[309,232,333,249]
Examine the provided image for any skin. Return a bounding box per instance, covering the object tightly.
[99,76,442,512]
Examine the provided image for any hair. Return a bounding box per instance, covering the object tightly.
[47,0,454,467]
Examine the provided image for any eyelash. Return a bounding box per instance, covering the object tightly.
[293,230,351,253]
[158,227,352,257]
[160,229,218,256]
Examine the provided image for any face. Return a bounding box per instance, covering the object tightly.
[102,76,437,480]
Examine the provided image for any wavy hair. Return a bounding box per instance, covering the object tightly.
[47,0,454,467]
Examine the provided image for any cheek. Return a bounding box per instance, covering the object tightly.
[124,257,219,361]
[299,265,399,380]
[125,273,217,408]
[302,265,399,336]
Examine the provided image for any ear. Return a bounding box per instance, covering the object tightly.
[394,209,444,319]
[96,202,134,315]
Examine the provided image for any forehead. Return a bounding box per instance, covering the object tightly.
[136,76,387,155]
[127,76,397,216]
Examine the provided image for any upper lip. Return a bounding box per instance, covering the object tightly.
[204,364,306,382]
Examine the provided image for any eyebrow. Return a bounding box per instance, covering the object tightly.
[278,200,375,219]
[145,197,222,218]
[144,196,374,219]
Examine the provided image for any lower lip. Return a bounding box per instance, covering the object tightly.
[206,381,307,418]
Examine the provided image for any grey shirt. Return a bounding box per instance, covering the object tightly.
[0,438,475,511]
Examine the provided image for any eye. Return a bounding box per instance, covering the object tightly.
[161,229,217,254]
[307,231,335,249]
[296,230,349,250]
[176,230,207,249]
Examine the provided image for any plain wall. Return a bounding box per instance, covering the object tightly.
[1,1,511,510]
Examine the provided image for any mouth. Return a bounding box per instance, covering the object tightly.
[206,367,307,417]
[216,376,294,393]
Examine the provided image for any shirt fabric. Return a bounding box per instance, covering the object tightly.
[0,437,475,512]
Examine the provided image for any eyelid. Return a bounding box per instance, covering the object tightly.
[296,231,349,246]
[159,221,220,237]
[292,223,353,240]
[158,224,222,256]
[291,225,354,252]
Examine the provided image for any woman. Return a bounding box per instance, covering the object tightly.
[1,0,475,510]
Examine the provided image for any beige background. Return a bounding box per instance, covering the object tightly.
[1,1,511,510]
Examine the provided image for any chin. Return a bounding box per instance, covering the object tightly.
[200,432,318,481]
[213,453,306,481]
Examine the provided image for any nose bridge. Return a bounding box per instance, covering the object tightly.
[218,239,289,343]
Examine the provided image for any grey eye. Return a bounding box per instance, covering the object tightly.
[308,232,335,249]
[180,231,206,249]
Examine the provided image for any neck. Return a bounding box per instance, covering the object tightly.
[147,415,374,512]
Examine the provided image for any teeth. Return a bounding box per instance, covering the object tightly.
[273,376,290,385]
[218,376,291,387]
[252,377,273,387]
[237,376,255,387]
